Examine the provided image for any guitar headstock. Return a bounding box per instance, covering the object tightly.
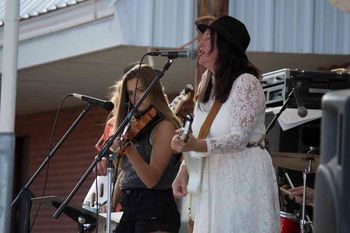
[183,84,194,96]
[170,84,194,114]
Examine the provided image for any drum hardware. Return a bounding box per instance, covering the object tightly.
[280,150,315,233]
[271,152,320,173]
[300,157,314,233]
[280,211,300,233]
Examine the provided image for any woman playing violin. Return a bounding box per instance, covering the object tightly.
[95,64,181,233]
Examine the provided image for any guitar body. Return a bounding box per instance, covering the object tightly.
[184,151,204,220]
[83,176,109,210]
[184,152,204,194]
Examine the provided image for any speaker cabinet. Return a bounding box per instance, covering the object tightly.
[314,89,350,233]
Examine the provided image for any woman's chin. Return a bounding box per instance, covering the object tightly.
[198,58,208,68]
[198,59,205,67]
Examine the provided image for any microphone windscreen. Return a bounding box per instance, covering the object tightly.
[297,106,308,118]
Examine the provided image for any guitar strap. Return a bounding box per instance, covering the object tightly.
[198,100,222,139]
[188,100,222,233]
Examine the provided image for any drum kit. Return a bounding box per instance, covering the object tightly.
[271,150,319,233]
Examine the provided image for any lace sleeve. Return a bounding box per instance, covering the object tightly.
[205,74,265,154]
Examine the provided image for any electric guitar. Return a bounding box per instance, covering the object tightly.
[179,115,204,221]
[82,84,194,211]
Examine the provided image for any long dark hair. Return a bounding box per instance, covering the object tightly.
[199,30,261,104]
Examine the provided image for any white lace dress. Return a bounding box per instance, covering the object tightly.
[191,73,280,233]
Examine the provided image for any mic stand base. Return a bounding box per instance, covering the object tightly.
[19,188,35,233]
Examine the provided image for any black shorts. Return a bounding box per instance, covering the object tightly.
[114,188,180,233]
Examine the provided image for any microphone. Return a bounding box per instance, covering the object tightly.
[147,49,197,59]
[72,93,114,111]
[292,80,308,118]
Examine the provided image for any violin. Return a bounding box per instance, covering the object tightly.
[96,84,194,153]
[95,107,158,153]
[113,106,158,152]
[127,84,194,139]
[124,106,158,141]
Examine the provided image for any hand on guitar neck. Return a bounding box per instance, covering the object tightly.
[172,114,193,199]
[171,114,194,153]
[179,114,193,142]
[171,114,207,154]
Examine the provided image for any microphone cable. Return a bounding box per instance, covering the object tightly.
[30,94,72,232]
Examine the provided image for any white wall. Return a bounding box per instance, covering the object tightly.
[229,0,350,55]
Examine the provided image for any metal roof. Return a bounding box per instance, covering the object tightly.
[0,0,89,26]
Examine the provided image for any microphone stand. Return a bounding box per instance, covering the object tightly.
[106,152,116,233]
[105,122,129,233]
[266,89,295,134]
[53,59,174,233]
[11,103,94,233]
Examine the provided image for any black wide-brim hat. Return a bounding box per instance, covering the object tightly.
[196,15,250,60]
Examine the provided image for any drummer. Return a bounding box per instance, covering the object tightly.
[288,186,314,206]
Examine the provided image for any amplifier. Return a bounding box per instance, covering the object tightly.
[261,69,350,108]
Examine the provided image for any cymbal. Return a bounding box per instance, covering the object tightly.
[270,152,320,173]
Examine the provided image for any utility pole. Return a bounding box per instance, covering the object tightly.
[0,0,20,232]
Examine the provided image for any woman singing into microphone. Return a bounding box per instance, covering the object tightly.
[171,16,280,233]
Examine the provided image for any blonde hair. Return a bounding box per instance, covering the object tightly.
[109,64,181,129]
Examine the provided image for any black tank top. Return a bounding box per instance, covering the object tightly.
[120,114,181,190]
